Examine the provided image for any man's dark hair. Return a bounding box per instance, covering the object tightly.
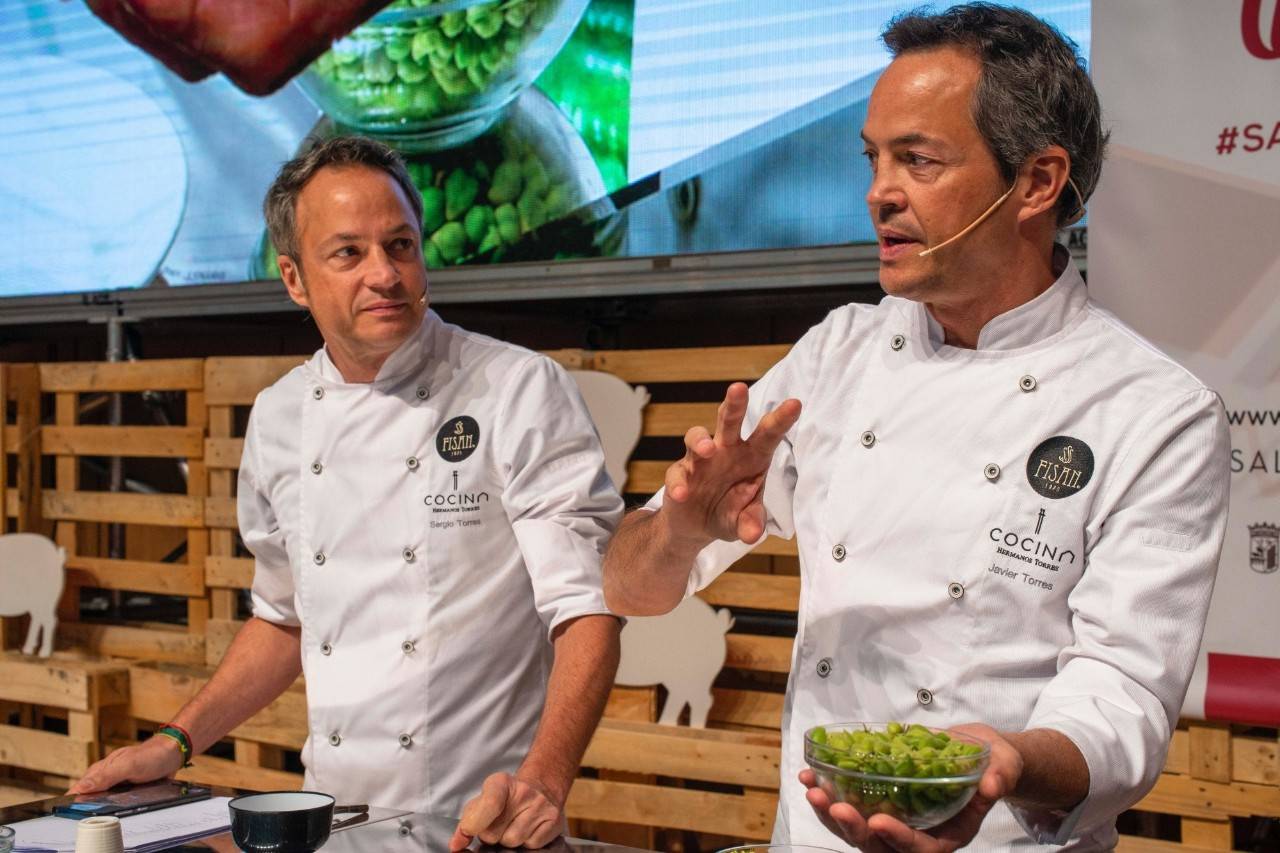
[264,135,423,264]
[882,3,1107,226]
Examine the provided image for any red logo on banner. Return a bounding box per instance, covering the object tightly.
[1243,0,1280,58]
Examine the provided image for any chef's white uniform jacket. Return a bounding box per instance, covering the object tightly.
[656,247,1230,850]
[239,310,622,816]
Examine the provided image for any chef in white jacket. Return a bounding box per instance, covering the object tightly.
[603,5,1229,852]
[72,136,622,852]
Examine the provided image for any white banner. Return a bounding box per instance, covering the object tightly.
[1090,0,1280,723]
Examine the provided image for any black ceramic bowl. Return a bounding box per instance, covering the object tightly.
[229,791,335,853]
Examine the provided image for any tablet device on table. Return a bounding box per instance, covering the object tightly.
[53,780,212,820]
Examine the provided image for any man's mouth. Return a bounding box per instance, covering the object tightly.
[878,229,922,259]
[364,300,407,314]
[878,228,921,246]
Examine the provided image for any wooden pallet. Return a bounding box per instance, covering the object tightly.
[0,652,130,792]
[2,352,1278,851]
[27,360,211,666]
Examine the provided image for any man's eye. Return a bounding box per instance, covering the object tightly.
[862,151,877,170]
[334,246,358,258]
[906,153,933,167]
[391,238,415,251]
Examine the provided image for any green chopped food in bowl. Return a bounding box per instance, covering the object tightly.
[299,0,588,149]
[804,722,989,830]
[252,89,613,279]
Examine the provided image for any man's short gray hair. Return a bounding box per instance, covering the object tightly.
[882,3,1108,226]
[263,135,423,264]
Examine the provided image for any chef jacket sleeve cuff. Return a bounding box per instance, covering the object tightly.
[547,606,621,641]
[249,554,301,626]
[643,488,778,598]
[1007,794,1086,846]
[1022,680,1170,839]
[250,605,301,627]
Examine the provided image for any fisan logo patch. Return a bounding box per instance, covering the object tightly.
[436,416,480,463]
[1026,435,1094,499]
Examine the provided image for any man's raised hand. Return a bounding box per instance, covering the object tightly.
[662,382,801,547]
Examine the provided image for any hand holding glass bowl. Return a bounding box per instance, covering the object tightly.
[299,0,589,150]
[803,722,990,830]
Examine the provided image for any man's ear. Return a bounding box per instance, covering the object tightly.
[1017,144,1071,225]
[279,255,309,309]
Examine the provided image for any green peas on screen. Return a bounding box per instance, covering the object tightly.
[309,0,564,127]
[258,127,578,274]
[420,186,447,233]
[430,222,468,262]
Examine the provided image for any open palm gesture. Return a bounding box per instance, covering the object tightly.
[663,382,801,546]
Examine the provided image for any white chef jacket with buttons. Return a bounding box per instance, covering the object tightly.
[239,310,622,816]
[654,247,1230,850]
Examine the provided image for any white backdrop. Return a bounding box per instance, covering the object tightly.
[1090,0,1280,724]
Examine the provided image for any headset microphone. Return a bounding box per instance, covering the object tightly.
[915,175,1086,258]
[418,292,427,305]
[917,183,1016,257]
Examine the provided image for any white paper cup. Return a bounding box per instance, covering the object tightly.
[75,815,124,853]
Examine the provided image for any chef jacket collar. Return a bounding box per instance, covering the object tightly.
[921,243,1086,352]
[309,310,439,387]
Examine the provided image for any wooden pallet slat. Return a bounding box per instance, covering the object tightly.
[58,624,204,665]
[43,491,204,528]
[710,688,786,731]
[39,360,204,392]
[592,345,790,383]
[1230,735,1279,785]
[41,426,204,459]
[13,363,42,531]
[0,653,129,711]
[584,719,781,789]
[641,402,719,437]
[128,663,307,751]
[206,556,255,590]
[0,724,95,777]
[700,572,800,613]
[203,357,306,406]
[204,438,244,470]
[725,634,794,674]
[177,752,304,792]
[566,778,777,840]
[204,496,238,530]
[1137,772,1280,820]
[65,556,205,597]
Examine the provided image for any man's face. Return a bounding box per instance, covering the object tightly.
[279,164,427,362]
[861,46,1009,299]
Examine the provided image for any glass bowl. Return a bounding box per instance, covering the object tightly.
[0,824,13,853]
[252,87,612,279]
[804,722,989,830]
[298,0,589,149]
[717,847,842,853]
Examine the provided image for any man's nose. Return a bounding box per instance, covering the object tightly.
[865,169,905,218]
[364,246,399,288]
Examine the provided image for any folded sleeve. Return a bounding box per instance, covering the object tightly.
[497,355,625,637]
[240,404,300,627]
[1015,387,1230,841]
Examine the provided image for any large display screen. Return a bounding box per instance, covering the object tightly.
[0,0,1089,302]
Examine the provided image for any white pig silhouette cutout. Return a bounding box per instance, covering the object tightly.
[0,533,66,657]
[615,597,734,728]
[568,370,649,491]
[567,369,734,727]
